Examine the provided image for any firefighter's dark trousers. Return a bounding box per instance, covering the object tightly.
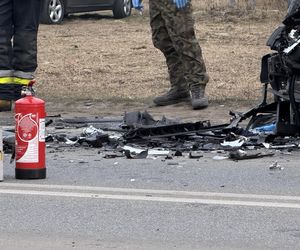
[0,0,41,100]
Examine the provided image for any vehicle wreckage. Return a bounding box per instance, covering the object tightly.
[3,3,300,161]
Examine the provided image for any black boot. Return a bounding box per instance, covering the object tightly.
[0,100,12,112]
[190,85,208,110]
[153,87,190,106]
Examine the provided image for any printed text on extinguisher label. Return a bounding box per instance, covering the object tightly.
[39,118,45,142]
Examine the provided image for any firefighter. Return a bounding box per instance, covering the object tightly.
[0,0,41,111]
[132,0,209,109]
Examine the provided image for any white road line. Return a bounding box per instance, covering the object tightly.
[1,182,300,202]
[0,189,300,209]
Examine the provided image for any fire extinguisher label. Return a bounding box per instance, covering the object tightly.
[15,113,39,163]
[39,118,46,142]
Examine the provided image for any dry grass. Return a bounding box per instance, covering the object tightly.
[195,0,287,10]
[36,0,288,105]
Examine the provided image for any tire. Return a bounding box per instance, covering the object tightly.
[40,0,65,24]
[113,0,132,19]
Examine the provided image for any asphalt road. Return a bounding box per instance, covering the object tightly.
[1,147,300,250]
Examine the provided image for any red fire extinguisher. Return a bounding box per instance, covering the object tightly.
[15,81,46,179]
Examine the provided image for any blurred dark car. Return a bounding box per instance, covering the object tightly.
[40,0,132,24]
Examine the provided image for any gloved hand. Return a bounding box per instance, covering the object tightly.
[132,0,144,11]
[172,0,189,9]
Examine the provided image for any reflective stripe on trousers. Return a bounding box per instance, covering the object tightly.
[0,76,31,100]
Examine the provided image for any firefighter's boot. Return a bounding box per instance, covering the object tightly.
[153,85,189,106]
[0,74,13,111]
[0,100,12,112]
[189,85,209,110]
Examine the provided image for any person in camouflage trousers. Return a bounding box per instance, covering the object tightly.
[133,0,209,109]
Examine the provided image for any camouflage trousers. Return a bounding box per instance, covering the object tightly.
[149,0,208,90]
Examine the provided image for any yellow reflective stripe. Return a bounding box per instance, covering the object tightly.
[13,77,31,85]
[0,77,31,85]
[0,77,14,84]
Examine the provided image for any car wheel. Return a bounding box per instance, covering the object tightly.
[113,0,132,19]
[40,0,65,24]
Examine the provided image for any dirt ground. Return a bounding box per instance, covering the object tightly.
[33,1,287,120]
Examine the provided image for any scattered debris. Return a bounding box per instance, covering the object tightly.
[189,152,203,159]
[103,152,123,159]
[229,150,275,161]
[125,149,148,159]
[3,108,300,164]
[269,162,284,171]
[221,138,246,148]
[212,155,229,161]
[262,143,298,150]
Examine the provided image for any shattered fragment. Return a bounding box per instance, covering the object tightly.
[269,162,284,171]
[189,152,203,159]
[122,146,170,157]
[103,152,124,159]
[165,154,173,160]
[123,111,178,128]
[262,143,297,149]
[125,150,148,159]
[251,123,276,134]
[213,155,229,161]
[221,138,246,148]
[229,150,274,161]
[174,150,183,157]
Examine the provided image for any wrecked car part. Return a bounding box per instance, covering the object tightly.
[125,150,148,159]
[228,4,300,136]
[232,5,300,137]
[123,111,178,128]
[269,161,284,171]
[82,126,106,137]
[45,119,53,127]
[221,138,247,148]
[229,150,275,161]
[213,155,229,161]
[262,142,298,149]
[174,150,183,157]
[3,133,15,154]
[189,152,203,159]
[103,152,124,159]
[55,117,124,131]
[122,145,170,157]
[79,134,109,148]
[250,122,276,134]
[123,121,228,140]
[123,111,157,128]
[60,117,123,124]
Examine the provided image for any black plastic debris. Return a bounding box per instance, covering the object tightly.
[3,130,15,154]
[103,152,124,159]
[174,150,183,157]
[124,121,228,141]
[165,154,173,160]
[124,149,148,159]
[189,152,203,159]
[123,110,178,129]
[79,134,109,148]
[123,111,157,128]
